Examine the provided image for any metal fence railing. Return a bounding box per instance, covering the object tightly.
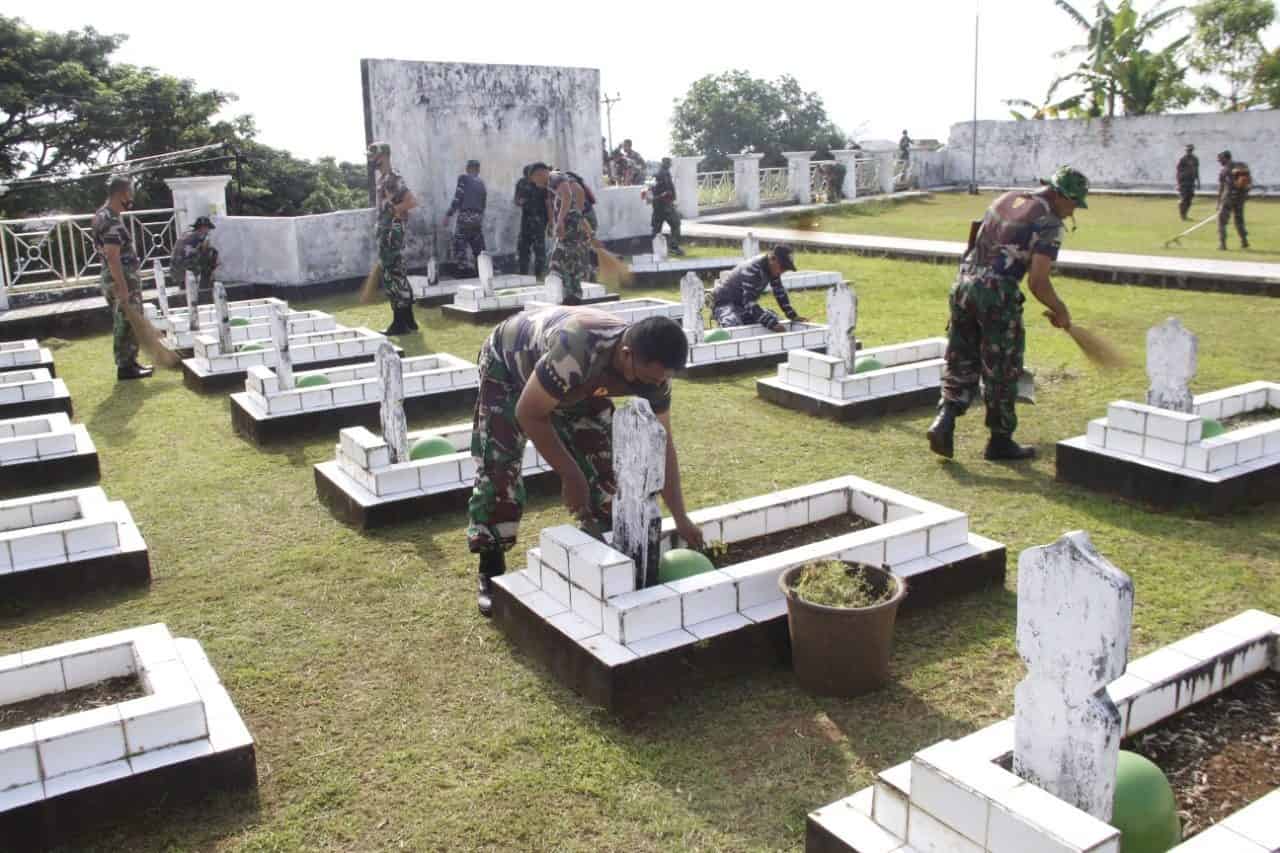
[696,170,737,210]
[854,157,885,197]
[759,167,791,204]
[809,161,839,203]
[1,208,175,305]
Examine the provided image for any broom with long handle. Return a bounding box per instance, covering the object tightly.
[123,301,180,368]
[359,261,383,304]
[590,238,633,288]
[1044,311,1127,369]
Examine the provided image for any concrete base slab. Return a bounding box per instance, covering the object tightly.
[0,394,73,421]
[441,293,620,325]
[0,535,150,604]
[0,450,100,497]
[230,386,477,445]
[758,378,939,422]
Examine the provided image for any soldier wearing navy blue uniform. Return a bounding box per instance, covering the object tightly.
[711,245,807,332]
[443,159,487,274]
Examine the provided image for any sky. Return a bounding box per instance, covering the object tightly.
[10,0,1274,164]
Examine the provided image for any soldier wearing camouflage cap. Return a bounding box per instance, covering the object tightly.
[92,175,152,380]
[170,215,220,296]
[367,142,420,335]
[928,166,1085,462]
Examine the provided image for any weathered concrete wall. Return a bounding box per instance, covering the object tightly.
[292,209,376,284]
[209,209,375,286]
[595,186,650,242]
[946,110,1280,188]
[362,59,625,262]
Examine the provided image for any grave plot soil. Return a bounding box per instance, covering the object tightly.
[0,675,146,730]
[1220,406,1280,430]
[707,513,876,568]
[1125,672,1280,839]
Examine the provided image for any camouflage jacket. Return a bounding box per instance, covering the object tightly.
[91,204,138,267]
[1218,162,1250,203]
[375,168,410,229]
[448,174,487,215]
[170,229,210,271]
[485,307,672,413]
[1176,154,1199,185]
[965,190,1064,284]
[651,167,676,205]
[514,177,548,223]
[712,254,798,320]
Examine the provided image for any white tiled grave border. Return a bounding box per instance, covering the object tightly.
[453,281,606,312]
[408,274,466,302]
[0,369,70,411]
[521,297,684,323]
[236,353,479,418]
[319,420,551,503]
[185,326,387,376]
[809,608,1280,853]
[629,253,742,274]
[1062,381,1280,482]
[494,475,1001,665]
[762,337,946,403]
[686,321,829,368]
[0,413,95,467]
[0,623,253,814]
[0,487,143,578]
[155,308,336,352]
[144,297,288,335]
[0,340,52,372]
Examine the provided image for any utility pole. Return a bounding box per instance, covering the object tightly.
[601,92,622,153]
[969,8,980,195]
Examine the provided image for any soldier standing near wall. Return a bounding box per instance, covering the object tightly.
[170,216,219,293]
[514,164,548,277]
[647,157,684,255]
[711,245,807,332]
[1175,144,1199,221]
[927,166,1087,462]
[1216,149,1251,251]
[93,175,153,381]
[530,164,593,304]
[443,159,487,275]
[368,142,420,335]
[611,139,646,185]
[466,307,703,616]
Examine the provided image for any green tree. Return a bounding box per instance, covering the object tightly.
[670,71,846,170]
[1188,0,1276,109]
[1253,46,1280,107]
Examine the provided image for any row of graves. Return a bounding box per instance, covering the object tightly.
[1,332,258,847]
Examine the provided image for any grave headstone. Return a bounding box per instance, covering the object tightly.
[544,273,564,305]
[1014,530,1133,822]
[213,282,232,352]
[653,234,668,263]
[680,272,705,344]
[612,398,667,589]
[825,281,857,372]
[271,303,294,390]
[377,342,409,463]
[426,253,439,286]
[478,251,495,296]
[743,231,760,258]
[185,271,200,332]
[1146,317,1197,413]
[152,260,170,317]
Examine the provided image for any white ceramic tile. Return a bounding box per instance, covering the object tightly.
[540,566,572,609]
[568,539,635,599]
[873,778,910,839]
[0,724,39,790]
[1212,609,1280,641]
[987,781,1119,853]
[1169,825,1268,852]
[668,571,737,626]
[546,610,599,641]
[626,628,697,658]
[128,737,215,775]
[569,585,604,631]
[1220,788,1280,848]
[36,706,127,778]
[885,530,928,565]
[521,591,567,620]
[0,780,43,811]
[908,805,983,853]
[42,757,131,798]
[602,584,681,645]
[686,612,752,640]
[927,517,968,555]
[1143,435,1188,467]
[1103,427,1143,457]
[812,801,906,853]
[579,633,637,668]
[1086,419,1107,447]
[120,693,208,754]
[61,643,136,690]
[0,659,65,705]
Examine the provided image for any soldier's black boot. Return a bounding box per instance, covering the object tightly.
[117,362,154,381]
[477,550,506,618]
[927,402,960,459]
[984,433,1036,461]
[1242,237,1250,249]
[383,306,412,336]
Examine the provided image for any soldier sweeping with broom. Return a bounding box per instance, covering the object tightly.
[362,142,420,335]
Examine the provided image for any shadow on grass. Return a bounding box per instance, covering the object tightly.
[57,787,262,853]
[0,579,152,629]
[85,371,178,442]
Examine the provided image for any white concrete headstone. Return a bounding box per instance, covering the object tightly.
[1014,530,1133,822]
[213,282,232,353]
[612,399,667,589]
[1146,317,1197,413]
[743,232,760,258]
[544,273,564,305]
[152,260,170,317]
[652,234,668,263]
[426,255,439,286]
[825,281,857,371]
[377,342,409,463]
[477,252,495,296]
[680,273,705,345]
[271,304,294,391]
[185,271,200,332]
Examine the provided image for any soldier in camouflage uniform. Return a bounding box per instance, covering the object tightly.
[927,166,1086,462]
[1175,144,1199,220]
[468,307,703,615]
[529,164,594,304]
[443,159,487,274]
[368,142,419,336]
[93,175,152,380]
[1216,149,1250,251]
[514,164,548,276]
[711,245,807,332]
[170,215,219,292]
[648,157,684,255]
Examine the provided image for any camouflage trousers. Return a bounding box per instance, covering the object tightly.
[517,215,547,277]
[99,265,143,368]
[550,211,592,301]
[451,210,485,269]
[377,221,412,309]
[941,272,1026,435]
[466,344,615,554]
[651,202,681,249]
[1218,195,1248,245]
[1177,182,1196,219]
[171,247,218,292]
[713,300,782,332]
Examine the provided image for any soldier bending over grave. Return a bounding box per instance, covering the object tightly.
[170,215,219,294]
[467,307,703,616]
[711,245,808,332]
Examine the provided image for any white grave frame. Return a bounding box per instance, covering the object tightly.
[0,340,56,377]
[0,369,72,419]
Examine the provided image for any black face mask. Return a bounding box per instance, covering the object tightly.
[124,199,135,210]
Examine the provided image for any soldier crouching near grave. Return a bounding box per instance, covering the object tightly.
[93,175,152,381]
[170,215,219,294]
[927,166,1087,462]
[467,308,704,616]
[443,159,487,275]
[711,244,808,333]
[529,164,594,304]
[1216,149,1251,251]
[514,164,548,277]
[368,142,420,335]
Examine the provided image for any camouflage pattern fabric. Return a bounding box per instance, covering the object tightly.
[466,344,616,554]
[377,220,412,309]
[966,191,1064,278]
[1178,184,1196,220]
[650,165,681,248]
[550,210,592,301]
[1176,153,1199,218]
[713,301,781,331]
[1217,163,1249,244]
[171,230,218,289]
[375,169,409,230]
[712,254,798,325]
[517,215,547,277]
[941,274,1025,434]
[450,209,485,268]
[92,204,142,367]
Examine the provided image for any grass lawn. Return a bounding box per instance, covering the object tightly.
[3,254,1279,852]
[768,193,1279,263]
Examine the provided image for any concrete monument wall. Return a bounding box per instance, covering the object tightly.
[945,109,1280,188]
[210,209,375,286]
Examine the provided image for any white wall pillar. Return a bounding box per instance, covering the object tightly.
[164,175,232,236]
[783,151,816,205]
[730,153,764,211]
[877,152,896,195]
[833,150,860,201]
[670,156,701,220]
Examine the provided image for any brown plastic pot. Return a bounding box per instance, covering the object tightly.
[779,562,906,698]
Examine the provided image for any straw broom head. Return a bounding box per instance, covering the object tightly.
[124,303,180,368]
[1045,311,1127,370]
[359,261,383,304]
[593,245,633,288]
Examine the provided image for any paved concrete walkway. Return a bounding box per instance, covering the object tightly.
[684,221,1280,294]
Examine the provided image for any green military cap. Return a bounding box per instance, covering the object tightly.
[367,142,391,162]
[1040,165,1090,209]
